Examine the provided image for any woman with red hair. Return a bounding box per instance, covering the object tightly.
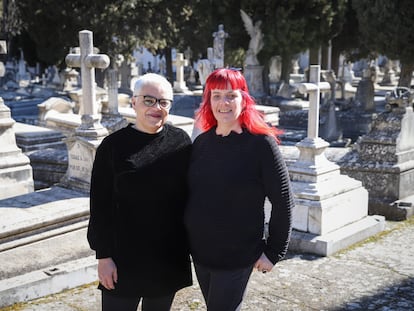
[185,68,294,310]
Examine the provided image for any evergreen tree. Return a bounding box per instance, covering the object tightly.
[353,0,414,87]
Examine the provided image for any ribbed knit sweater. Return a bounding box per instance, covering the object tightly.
[185,128,293,269]
[87,123,192,297]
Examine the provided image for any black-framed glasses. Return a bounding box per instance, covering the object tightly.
[135,95,172,109]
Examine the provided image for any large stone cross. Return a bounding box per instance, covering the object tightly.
[65,30,110,117]
[298,65,331,139]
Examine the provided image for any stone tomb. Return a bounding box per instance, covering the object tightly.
[0,98,34,199]
[287,65,385,256]
[339,89,414,220]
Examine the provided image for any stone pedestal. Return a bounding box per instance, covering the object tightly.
[339,106,414,220]
[0,98,34,199]
[244,65,265,98]
[288,137,385,256]
[59,112,108,193]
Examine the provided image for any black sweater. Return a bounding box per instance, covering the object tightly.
[87,123,192,297]
[185,128,293,269]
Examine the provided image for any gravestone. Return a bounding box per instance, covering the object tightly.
[100,69,128,133]
[0,98,34,199]
[197,59,214,86]
[354,67,376,112]
[339,87,414,220]
[61,30,110,192]
[288,65,385,256]
[319,70,343,143]
[212,24,228,69]
[173,53,191,93]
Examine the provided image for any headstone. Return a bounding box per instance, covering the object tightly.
[287,65,385,256]
[173,53,190,93]
[212,24,228,69]
[16,50,30,87]
[61,30,110,192]
[380,58,397,86]
[319,70,343,143]
[354,67,376,112]
[339,87,414,220]
[63,67,80,91]
[244,64,265,99]
[100,69,128,133]
[0,97,34,199]
[196,59,213,86]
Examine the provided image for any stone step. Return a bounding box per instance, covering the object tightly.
[0,186,89,249]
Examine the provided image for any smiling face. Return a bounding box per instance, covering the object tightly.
[132,83,172,134]
[210,87,243,132]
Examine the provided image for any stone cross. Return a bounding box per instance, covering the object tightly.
[65,30,110,118]
[173,53,189,93]
[298,65,331,139]
[173,53,188,86]
[212,24,228,68]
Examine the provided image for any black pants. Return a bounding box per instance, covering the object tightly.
[194,262,253,311]
[101,291,175,311]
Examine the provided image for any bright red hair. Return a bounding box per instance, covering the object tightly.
[195,68,283,143]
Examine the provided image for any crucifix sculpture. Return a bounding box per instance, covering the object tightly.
[65,30,110,135]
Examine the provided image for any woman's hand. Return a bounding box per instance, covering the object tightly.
[98,257,118,290]
[254,253,274,274]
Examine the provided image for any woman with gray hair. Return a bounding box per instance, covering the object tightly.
[88,73,192,310]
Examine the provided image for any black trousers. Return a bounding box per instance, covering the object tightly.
[194,262,253,311]
[101,291,175,311]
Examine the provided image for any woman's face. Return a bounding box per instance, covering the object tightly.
[132,83,172,134]
[210,87,243,128]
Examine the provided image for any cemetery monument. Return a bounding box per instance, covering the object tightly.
[61,30,110,192]
[240,9,265,99]
[288,65,385,256]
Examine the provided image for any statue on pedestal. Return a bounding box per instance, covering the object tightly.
[240,9,263,66]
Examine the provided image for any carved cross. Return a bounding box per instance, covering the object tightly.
[173,53,188,86]
[298,65,331,139]
[65,30,110,116]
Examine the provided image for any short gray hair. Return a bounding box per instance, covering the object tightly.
[133,73,173,99]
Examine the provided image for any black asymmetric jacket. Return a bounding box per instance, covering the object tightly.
[185,128,293,270]
[87,123,192,297]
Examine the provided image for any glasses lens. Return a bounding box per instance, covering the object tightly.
[143,96,157,107]
[159,99,172,109]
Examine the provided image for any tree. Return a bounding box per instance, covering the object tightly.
[353,0,414,87]
[241,0,347,84]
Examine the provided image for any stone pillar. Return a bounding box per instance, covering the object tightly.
[288,65,385,256]
[0,98,34,199]
[61,30,110,192]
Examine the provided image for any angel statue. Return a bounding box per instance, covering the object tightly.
[240,9,264,66]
